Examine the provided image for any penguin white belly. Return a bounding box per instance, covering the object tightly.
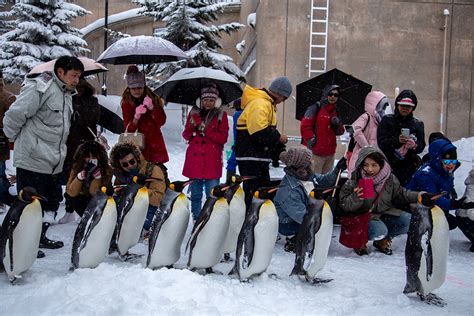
[148,195,190,269]
[223,187,246,253]
[306,203,333,278]
[238,202,278,280]
[3,201,42,279]
[78,200,117,269]
[117,188,149,256]
[189,199,229,269]
[418,206,449,295]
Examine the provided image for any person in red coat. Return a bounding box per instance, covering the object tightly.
[121,65,169,181]
[182,82,229,220]
[300,84,344,174]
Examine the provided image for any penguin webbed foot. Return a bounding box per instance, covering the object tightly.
[205,267,213,274]
[418,293,447,307]
[9,275,22,285]
[221,253,233,262]
[120,253,143,262]
[304,275,333,284]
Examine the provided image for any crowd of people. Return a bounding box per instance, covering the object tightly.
[0,55,473,264]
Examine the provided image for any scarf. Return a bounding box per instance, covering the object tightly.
[284,166,313,181]
[361,162,391,193]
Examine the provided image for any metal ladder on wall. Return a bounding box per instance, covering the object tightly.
[308,0,329,77]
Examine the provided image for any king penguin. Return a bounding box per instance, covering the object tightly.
[186,183,230,273]
[0,187,45,283]
[71,187,117,270]
[222,175,254,260]
[147,180,192,270]
[291,188,335,284]
[232,186,279,281]
[111,175,150,260]
[404,192,449,306]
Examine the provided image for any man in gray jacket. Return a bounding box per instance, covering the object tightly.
[3,56,84,250]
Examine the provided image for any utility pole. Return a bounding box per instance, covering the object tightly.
[102,0,109,96]
[440,8,450,133]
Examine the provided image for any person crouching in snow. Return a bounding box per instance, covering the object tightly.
[406,139,474,233]
[273,147,347,252]
[455,166,474,252]
[182,82,229,220]
[110,142,166,235]
[339,146,419,256]
[60,141,113,223]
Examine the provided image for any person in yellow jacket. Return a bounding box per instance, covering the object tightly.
[235,76,292,207]
[61,140,113,223]
[110,142,166,233]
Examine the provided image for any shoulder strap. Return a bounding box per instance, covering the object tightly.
[362,112,370,132]
[145,162,155,177]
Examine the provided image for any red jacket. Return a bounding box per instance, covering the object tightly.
[182,108,229,179]
[300,103,343,156]
[122,98,169,163]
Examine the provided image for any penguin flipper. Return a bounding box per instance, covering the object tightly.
[147,208,168,267]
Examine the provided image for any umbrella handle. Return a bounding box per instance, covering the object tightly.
[331,169,342,198]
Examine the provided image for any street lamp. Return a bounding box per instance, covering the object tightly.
[102,0,109,96]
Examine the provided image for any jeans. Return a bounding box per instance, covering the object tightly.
[144,205,158,231]
[368,212,411,241]
[279,221,300,236]
[188,179,219,220]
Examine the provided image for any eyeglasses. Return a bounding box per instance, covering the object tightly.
[328,93,339,97]
[442,159,457,165]
[120,158,137,168]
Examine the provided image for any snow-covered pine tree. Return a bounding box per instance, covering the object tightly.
[0,6,14,35]
[133,0,245,88]
[0,0,90,84]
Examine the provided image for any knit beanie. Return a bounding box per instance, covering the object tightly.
[279,147,312,169]
[126,65,145,89]
[269,76,292,98]
[201,82,219,100]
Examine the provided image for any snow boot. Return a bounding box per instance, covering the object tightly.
[58,212,76,224]
[39,222,64,249]
[354,244,369,256]
[37,250,45,258]
[284,235,297,253]
[373,238,392,255]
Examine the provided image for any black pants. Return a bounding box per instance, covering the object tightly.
[237,160,271,209]
[64,192,90,217]
[457,216,474,243]
[16,168,63,212]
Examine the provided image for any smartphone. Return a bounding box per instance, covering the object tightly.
[344,125,354,135]
[358,178,375,199]
[401,128,410,137]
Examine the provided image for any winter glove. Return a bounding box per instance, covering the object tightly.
[335,157,347,171]
[143,96,154,110]
[306,137,316,150]
[92,168,102,179]
[330,116,341,131]
[134,103,147,120]
[77,170,87,181]
[452,197,474,209]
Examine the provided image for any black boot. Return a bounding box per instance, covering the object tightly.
[39,222,64,249]
[284,235,297,253]
[37,250,45,258]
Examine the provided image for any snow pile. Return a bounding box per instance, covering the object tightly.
[1,99,473,314]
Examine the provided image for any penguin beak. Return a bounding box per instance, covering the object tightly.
[322,187,336,194]
[32,194,47,201]
[267,186,279,193]
[183,180,193,187]
[145,177,164,183]
[430,191,448,201]
[221,185,231,191]
[241,176,257,181]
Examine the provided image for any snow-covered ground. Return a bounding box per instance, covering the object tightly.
[1,103,473,315]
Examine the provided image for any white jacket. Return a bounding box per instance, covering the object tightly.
[3,72,75,174]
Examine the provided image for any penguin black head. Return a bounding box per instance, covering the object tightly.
[169,180,192,193]
[100,186,115,196]
[211,183,231,198]
[132,174,163,186]
[309,187,337,200]
[19,187,47,203]
[254,186,279,200]
[418,192,447,208]
[227,175,257,185]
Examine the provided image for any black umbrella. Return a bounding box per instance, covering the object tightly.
[96,95,123,134]
[155,67,242,105]
[295,68,372,124]
[96,36,187,65]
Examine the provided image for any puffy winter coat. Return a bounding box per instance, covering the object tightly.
[182,107,229,179]
[347,91,386,176]
[274,167,339,224]
[235,85,281,161]
[300,85,344,157]
[406,139,456,212]
[64,85,100,173]
[340,146,419,219]
[3,72,74,174]
[122,96,169,164]
[377,108,425,185]
[66,165,113,198]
